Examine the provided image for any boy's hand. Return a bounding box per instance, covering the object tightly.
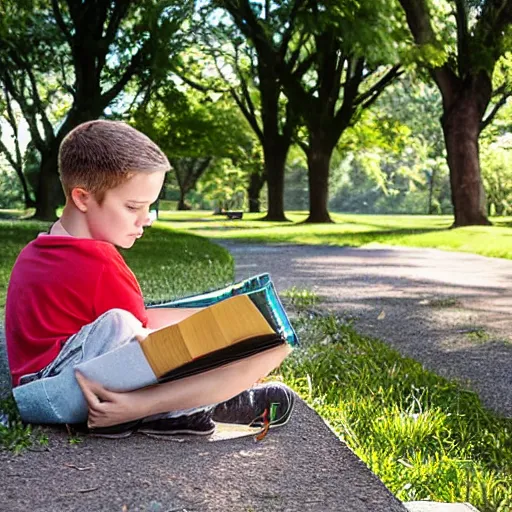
[75,371,149,428]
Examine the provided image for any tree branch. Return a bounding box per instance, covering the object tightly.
[454,0,470,77]
[355,65,403,107]
[104,1,132,47]
[210,49,264,142]
[474,0,512,58]
[234,46,259,131]
[3,87,23,171]
[52,0,73,46]
[1,70,46,152]
[278,0,304,61]
[101,44,146,105]
[398,0,436,45]
[481,91,511,132]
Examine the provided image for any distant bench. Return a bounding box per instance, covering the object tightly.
[225,211,243,220]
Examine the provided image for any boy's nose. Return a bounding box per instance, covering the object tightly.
[136,210,152,227]
[140,215,152,227]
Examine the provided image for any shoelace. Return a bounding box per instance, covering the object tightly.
[252,402,279,441]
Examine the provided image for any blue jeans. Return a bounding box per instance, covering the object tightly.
[13,309,209,424]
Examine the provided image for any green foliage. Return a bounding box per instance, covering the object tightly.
[331,78,452,214]
[279,311,512,511]
[133,81,251,161]
[0,163,24,209]
[132,79,256,207]
[198,159,248,211]
[0,394,48,453]
[480,139,512,216]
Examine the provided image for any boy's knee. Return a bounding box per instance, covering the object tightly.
[101,308,143,330]
[83,308,144,356]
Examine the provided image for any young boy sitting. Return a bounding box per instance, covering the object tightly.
[5,120,294,438]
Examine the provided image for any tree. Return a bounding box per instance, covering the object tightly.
[186,13,298,220]
[0,86,35,208]
[132,80,253,210]
[219,0,403,222]
[398,0,512,226]
[0,0,191,220]
[199,159,248,211]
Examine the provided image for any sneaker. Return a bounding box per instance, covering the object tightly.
[88,419,141,439]
[138,410,216,437]
[212,382,295,428]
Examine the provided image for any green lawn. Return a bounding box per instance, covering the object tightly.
[156,211,512,260]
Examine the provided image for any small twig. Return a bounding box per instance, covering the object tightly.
[64,463,94,471]
[60,486,100,497]
[77,486,100,494]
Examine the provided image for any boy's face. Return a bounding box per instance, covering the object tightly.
[84,170,166,249]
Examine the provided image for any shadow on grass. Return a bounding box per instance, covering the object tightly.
[0,212,23,220]
[208,226,450,245]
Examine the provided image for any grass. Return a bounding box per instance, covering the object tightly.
[279,290,512,512]
[155,211,512,261]
[429,297,460,308]
[464,328,492,343]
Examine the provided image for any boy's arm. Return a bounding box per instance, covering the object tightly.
[145,307,202,329]
[75,343,291,428]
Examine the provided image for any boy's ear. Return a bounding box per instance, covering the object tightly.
[70,187,92,213]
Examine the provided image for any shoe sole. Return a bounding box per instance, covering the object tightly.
[139,427,216,437]
[90,430,135,439]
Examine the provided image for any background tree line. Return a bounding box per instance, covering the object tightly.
[1,0,512,225]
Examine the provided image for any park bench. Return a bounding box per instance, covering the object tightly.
[225,211,243,220]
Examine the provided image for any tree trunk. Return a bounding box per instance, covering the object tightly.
[247,170,266,213]
[441,91,491,227]
[427,167,437,215]
[305,131,334,223]
[177,192,191,210]
[33,147,62,221]
[262,142,288,221]
[434,70,492,227]
[12,165,35,208]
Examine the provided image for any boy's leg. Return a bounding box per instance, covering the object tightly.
[15,309,295,436]
[14,309,212,430]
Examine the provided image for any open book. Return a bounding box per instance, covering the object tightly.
[147,273,298,347]
[77,294,291,392]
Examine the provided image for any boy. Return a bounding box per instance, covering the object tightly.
[5,120,294,438]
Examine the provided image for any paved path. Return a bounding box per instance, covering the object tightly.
[220,242,512,418]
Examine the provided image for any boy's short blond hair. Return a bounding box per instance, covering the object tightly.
[59,120,171,202]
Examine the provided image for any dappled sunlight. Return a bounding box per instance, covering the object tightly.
[148,210,512,260]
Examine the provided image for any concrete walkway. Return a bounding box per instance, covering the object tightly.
[0,375,406,511]
[221,242,512,418]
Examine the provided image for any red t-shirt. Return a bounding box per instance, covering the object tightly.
[5,235,148,386]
